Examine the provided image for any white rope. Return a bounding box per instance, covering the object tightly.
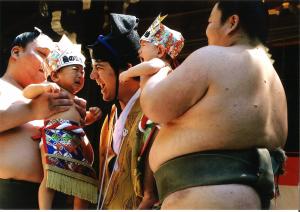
[56,123,71,129]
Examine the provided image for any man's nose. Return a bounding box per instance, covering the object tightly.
[90,69,97,80]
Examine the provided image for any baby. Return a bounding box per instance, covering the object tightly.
[119,14,184,86]
[119,14,184,209]
[23,35,100,209]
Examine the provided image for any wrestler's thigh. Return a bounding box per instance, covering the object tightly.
[161,184,261,209]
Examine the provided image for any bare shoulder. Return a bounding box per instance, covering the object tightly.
[190,45,231,60]
[0,78,26,110]
[0,79,4,94]
[191,45,254,62]
[181,46,232,74]
[194,45,270,78]
[0,79,4,99]
[0,78,10,91]
[0,78,23,97]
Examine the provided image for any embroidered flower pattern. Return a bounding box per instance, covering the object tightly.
[43,119,96,179]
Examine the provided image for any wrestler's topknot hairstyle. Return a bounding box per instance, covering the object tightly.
[217,0,268,44]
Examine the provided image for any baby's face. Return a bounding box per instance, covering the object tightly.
[139,40,159,62]
[56,64,85,94]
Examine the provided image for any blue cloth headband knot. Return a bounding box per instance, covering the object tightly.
[97,35,120,60]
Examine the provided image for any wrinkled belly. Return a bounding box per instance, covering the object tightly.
[149,125,268,172]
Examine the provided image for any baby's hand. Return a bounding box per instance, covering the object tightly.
[85,107,102,125]
[119,71,130,83]
[43,82,60,93]
[89,107,102,119]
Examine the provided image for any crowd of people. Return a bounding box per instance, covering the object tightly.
[0,0,288,210]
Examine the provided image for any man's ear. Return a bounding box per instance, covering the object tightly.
[226,14,239,35]
[50,71,59,83]
[10,46,22,60]
[157,45,166,58]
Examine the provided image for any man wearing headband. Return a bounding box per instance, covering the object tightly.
[140,1,287,209]
[0,28,86,209]
[88,13,157,209]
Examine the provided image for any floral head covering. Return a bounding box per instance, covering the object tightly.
[140,14,184,59]
[46,35,85,76]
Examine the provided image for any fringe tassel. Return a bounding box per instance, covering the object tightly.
[46,170,98,204]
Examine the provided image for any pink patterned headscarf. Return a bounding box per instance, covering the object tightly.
[46,35,85,76]
[140,14,184,59]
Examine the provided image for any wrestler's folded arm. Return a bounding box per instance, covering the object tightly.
[0,84,60,132]
[140,48,211,124]
[0,101,36,133]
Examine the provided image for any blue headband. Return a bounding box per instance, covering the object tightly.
[96,35,120,60]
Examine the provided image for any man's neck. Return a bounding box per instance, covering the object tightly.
[230,33,261,48]
[1,72,23,89]
[119,87,139,110]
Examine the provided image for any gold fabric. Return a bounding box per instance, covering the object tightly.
[99,100,145,209]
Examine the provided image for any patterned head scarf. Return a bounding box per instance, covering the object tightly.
[140,14,184,59]
[46,35,85,76]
